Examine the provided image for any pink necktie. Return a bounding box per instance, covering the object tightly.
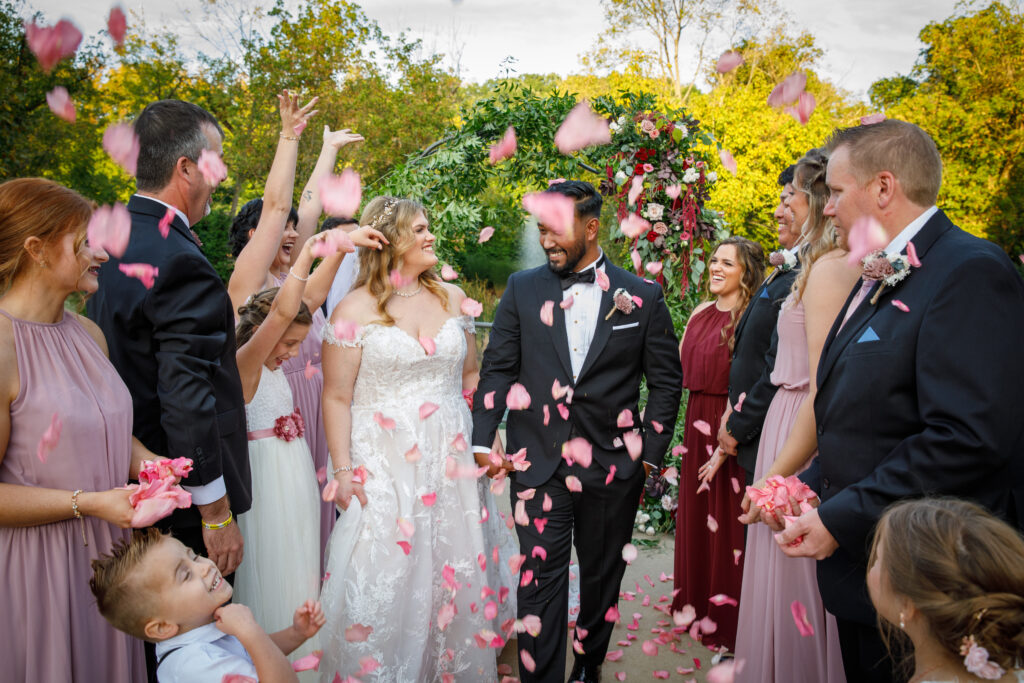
[839,279,873,331]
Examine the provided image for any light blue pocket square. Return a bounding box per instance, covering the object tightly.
[857,327,880,343]
[759,288,770,299]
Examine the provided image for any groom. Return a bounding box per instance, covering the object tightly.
[472,180,682,683]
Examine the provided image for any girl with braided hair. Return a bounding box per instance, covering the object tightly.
[868,498,1024,682]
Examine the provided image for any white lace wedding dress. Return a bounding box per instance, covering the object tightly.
[319,315,515,682]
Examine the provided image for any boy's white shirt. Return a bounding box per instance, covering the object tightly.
[154,622,258,682]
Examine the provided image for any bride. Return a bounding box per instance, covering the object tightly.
[318,196,514,681]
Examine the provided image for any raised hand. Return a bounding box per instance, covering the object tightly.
[348,225,388,251]
[696,446,726,489]
[323,125,365,150]
[278,89,320,137]
[291,599,326,639]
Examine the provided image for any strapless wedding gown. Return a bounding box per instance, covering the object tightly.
[319,316,514,682]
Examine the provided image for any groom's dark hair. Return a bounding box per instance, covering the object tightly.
[545,180,602,224]
[134,100,223,192]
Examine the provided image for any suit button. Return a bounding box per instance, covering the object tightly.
[823,477,831,489]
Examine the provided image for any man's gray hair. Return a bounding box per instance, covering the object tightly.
[133,100,222,192]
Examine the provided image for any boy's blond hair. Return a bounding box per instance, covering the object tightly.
[89,528,166,641]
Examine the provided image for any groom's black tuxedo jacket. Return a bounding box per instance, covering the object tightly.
[726,262,800,477]
[87,196,252,524]
[809,209,1024,625]
[472,262,683,488]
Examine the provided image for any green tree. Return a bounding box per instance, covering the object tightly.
[869,1,1024,254]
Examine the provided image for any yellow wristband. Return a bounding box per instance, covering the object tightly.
[202,511,234,530]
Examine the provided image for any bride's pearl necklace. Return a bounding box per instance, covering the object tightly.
[393,285,423,298]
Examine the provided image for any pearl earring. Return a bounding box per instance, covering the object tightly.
[899,612,905,629]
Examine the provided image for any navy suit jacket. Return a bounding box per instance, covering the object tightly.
[811,209,1024,625]
[471,262,682,488]
[727,264,800,477]
[87,195,252,524]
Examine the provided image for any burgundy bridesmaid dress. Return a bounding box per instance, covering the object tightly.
[0,310,146,682]
[671,303,746,651]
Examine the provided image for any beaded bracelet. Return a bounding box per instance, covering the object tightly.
[288,268,309,282]
[279,132,300,141]
[332,464,353,475]
[202,511,234,530]
[71,489,88,547]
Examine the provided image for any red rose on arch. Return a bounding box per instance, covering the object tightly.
[634,163,646,175]
[645,231,659,243]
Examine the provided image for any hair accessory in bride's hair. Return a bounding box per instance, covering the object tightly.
[959,610,1006,680]
[369,198,399,231]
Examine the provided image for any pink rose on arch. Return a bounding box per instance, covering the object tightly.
[640,119,657,136]
[652,222,669,236]
[642,163,654,173]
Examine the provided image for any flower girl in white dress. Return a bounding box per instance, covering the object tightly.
[232,230,350,672]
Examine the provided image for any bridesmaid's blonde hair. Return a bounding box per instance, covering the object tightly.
[790,148,839,302]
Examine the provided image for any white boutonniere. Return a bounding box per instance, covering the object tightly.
[605,288,642,320]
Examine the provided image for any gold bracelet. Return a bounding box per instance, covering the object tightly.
[279,132,300,141]
[71,489,88,547]
[202,511,234,530]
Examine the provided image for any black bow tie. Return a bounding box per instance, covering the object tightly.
[559,257,604,290]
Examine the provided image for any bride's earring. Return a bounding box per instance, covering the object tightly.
[899,612,905,630]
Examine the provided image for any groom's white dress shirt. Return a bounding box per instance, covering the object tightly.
[563,250,607,382]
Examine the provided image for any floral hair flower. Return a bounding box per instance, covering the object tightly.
[605,287,635,320]
[960,634,1006,680]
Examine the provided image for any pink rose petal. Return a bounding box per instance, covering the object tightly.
[846,215,888,265]
[555,101,611,154]
[560,295,574,309]
[620,214,651,239]
[291,651,322,672]
[623,432,642,461]
[719,149,738,176]
[373,412,396,431]
[520,649,536,673]
[119,263,158,289]
[565,475,583,492]
[628,176,644,205]
[441,264,459,281]
[709,593,738,607]
[319,168,362,218]
[197,149,227,185]
[107,6,127,46]
[767,71,807,107]
[641,640,659,656]
[622,543,638,564]
[103,123,139,177]
[88,202,131,258]
[861,113,886,125]
[418,336,436,356]
[707,514,719,532]
[645,261,663,276]
[716,50,744,73]
[522,191,575,236]
[616,410,634,428]
[36,413,62,463]
[461,297,483,317]
[665,184,682,199]
[157,207,175,239]
[489,126,517,164]
[540,300,555,327]
[506,383,531,410]
[786,91,816,125]
[891,299,910,312]
[596,269,610,291]
[46,86,76,123]
[25,19,82,72]
[906,240,922,268]
[345,623,373,642]
[561,437,592,468]
[693,419,712,436]
[790,599,814,637]
[419,402,439,420]
[478,226,496,244]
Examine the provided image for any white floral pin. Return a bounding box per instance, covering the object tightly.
[605,287,636,320]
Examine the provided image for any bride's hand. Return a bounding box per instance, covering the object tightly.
[696,447,726,489]
[332,471,367,511]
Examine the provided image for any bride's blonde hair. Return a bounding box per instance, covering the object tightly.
[353,196,448,325]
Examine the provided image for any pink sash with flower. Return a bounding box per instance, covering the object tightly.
[247,407,305,442]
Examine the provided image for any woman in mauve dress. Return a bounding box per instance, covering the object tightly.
[671,236,764,652]
[0,178,152,682]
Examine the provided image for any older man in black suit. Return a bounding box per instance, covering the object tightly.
[776,120,1024,682]
[88,101,250,577]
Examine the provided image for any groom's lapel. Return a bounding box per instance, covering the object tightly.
[576,265,622,382]
[534,268,574,380]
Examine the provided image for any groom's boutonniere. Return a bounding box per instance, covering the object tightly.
[605,287,641,320]
[862,241,921,304]
[768,250,797,272]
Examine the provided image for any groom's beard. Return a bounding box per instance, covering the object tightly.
[545,236,587,274]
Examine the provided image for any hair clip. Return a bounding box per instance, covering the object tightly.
[960,618,1006,681]
[369,198,399,231]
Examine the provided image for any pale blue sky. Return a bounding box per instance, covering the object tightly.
[27,0,961,100]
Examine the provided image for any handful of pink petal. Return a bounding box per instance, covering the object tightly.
[746,474,817,545]
[126,458,194,527]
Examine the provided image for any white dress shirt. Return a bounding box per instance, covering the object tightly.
[563,250,607,383]
[131,195,226,505]
[884,205,938,255]
[154,622,257,682]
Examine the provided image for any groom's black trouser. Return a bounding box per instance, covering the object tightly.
[511,457,645,683]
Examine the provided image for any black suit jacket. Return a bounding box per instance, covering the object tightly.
[811,209,1024,625]
[87,195,252,524]
[726,264,800,476]
[472,262,683,488]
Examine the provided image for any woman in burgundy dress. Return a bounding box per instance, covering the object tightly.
[0,179,150,681]
[671,236,764,652]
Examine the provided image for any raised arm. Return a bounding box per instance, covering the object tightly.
[227,90,318,314]
[298,226,387,311]
[293,125,365,255]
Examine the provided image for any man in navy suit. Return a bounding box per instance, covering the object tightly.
[472,181,682,683]
[776,120,1024,681]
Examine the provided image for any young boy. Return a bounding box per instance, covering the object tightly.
[90,528,324,683]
